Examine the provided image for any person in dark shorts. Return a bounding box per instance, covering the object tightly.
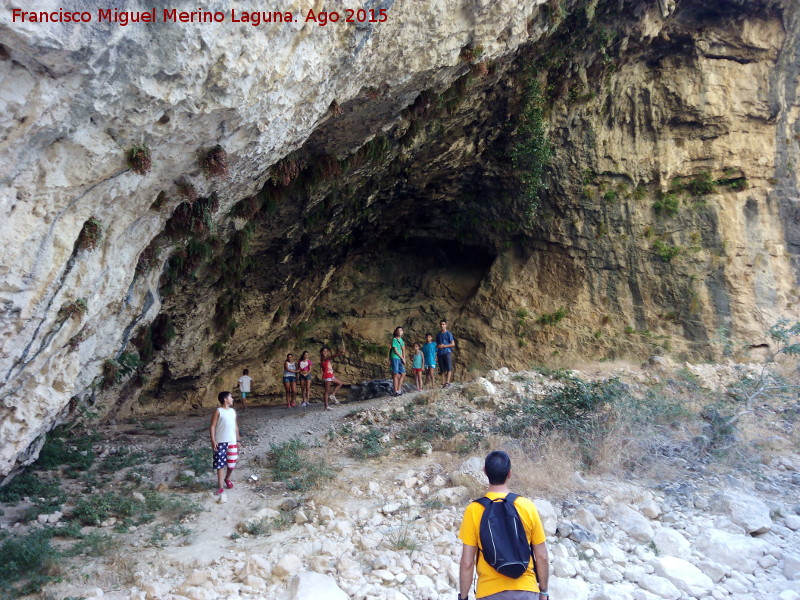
[436,320,455,387]
[283,353,297,408]
[390,326,406,396]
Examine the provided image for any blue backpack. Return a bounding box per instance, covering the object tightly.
[473,493,534,579]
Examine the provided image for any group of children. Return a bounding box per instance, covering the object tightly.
[215,322,455,493]
[390,320,456,395]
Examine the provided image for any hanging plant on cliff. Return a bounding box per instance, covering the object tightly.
[511,74,553,217]
[76,217,103,251]
[127,145,152,175]
[199,145,229,178]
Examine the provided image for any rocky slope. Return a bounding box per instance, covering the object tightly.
[19,366,800,600]
[1,0,799,479]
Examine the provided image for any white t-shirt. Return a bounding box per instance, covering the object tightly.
[215,407,237,444]
[238,375,252,392]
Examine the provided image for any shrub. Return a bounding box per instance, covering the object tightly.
[270,157,301,187]
[536,307,567,325]
[349,428,386,459]
[688,171,716,196]
[127,145,152,175]
[602,190,617,203]
[57,298,87,322]
[0,527,58,595]
[164,194,218,238]
[269,439,333,491]
[101,352,141,389]
[0,472,64,507]
[653,193,679,217]
[36,427,96,472]
[199,145,228,178]
[652,239,681,262]
[177,182,198,203]
[76,217,102,251]
[135,242,160,275]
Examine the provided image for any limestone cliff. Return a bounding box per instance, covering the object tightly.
[1,0,799,479]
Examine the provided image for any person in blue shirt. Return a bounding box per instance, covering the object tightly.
[422,333,437,389]
[411,343,424,391]
[436,320,456,388]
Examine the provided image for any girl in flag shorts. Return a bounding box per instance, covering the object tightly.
[210,391,240,495]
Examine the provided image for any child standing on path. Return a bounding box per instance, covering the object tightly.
[411,342,424,391]
[210,391,240,495]
[298,350,313,407]
[436,320,456,388]
[422,333,437,389]
[283,354,297,408]
[320,346,344,411]
[237,369,252,410]
[390,326,406,396]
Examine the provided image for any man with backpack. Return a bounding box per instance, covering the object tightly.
[458,451,550,600]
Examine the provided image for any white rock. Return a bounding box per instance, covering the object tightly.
[695,528,769,574]
[288,572,348,600]
[695,559,729,582]
[429,486,469,505]
[273,555,303,579]
[779,591,800,600]
[600,567,623,583]
[549,576,590,600]
[652,528,691,559]
[785,515,800,531]
[591,584,634,600]
[786,553,800,580]
[217,492,228,504]
[652,556,714,596]
[638,499,661,519]
[610,504,655,542]
[709,491,772,534]
[183,570,211,586]
[639,574,681,599]
[553,556,577,577]
[333,520,353,536]
[411,573,436,596]
[318,506,335,523]
[243,574,266,589]
[477,377,497,395]
[535,498,559,537]
[372,569,395,582]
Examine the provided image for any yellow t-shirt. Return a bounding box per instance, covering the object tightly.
[458,492,546,598]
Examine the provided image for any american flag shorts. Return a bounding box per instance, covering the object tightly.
[213,442,238,470]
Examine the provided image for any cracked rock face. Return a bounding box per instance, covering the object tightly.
[1,0,800,479]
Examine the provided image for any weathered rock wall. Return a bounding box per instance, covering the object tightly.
[0,0,544,478]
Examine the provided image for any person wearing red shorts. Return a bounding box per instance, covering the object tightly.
[320,346,344,411]
[210,391,240,494]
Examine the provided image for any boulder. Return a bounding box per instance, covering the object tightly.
[639,574,681,599]
[451,456,488,488]
[273,555,303,579]
[429,486,469,505]
[534,498,558,536]
[549,577,590,600]
[610,505,655,542]
[287,572,348,600]
[651,556,714,596]
[652,528,691,559]
[695,528,768,574]
[786,553,800,580]
[708,491,772,534]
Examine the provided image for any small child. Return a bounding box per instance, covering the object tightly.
[283,354,297,408]
[422,333,437,388]
[412,343,424,391]
[237,369,252,410]
[320,346,344,411]
[210,391,240,495]
[297,350,313,407]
